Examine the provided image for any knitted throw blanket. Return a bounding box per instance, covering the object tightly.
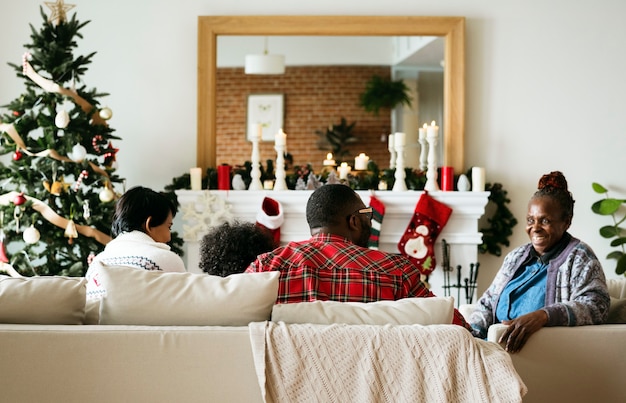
[249,322,527,403]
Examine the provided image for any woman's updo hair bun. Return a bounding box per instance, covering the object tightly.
[533,171,575,221]
[537,171,569,192]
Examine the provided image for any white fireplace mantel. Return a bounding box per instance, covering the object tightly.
[176,190,489,302]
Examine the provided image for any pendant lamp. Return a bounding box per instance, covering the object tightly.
[245,37,285,75]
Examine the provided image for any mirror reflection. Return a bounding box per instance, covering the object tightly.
[215,35,444,171]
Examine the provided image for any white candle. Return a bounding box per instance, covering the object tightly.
[394,132,406,148]
[190,167,202,191]
[338,162,351,179]
[354,153,369,170]
[419,123,427,140]
[323,152,336,166]
[472,167,486,192]
[387,134,395,151]
[263,180,274,190]
[275,128,286,146]
[427,121,439,138]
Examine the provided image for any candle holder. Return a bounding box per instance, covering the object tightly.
[418,136,428,171]
[248,137,263,190]
[424,133,440,191]
[273,144,288,191]
[392,143,407,191]
[388,137,397,169]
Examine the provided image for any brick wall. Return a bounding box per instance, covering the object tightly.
[215,66,392,172]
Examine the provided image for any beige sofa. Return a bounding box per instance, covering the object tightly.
[0,267,623,402]
[463,277,626,403]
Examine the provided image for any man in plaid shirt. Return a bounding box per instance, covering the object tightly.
[245,184,470,329]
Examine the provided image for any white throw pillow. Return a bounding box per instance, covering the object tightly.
[98,264,279,326]
[271,296,454,325]
[0,275,86,324]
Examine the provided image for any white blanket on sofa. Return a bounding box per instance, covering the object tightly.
[249,322,526,403]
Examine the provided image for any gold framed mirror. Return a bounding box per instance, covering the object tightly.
[198,15,465,172]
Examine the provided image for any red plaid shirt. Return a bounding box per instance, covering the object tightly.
[245,233,469,329]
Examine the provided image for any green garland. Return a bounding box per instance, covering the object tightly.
[478,182,518,257]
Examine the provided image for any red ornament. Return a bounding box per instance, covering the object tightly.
[12,192,27,206]
[12,110,21,117]
[0,240,9,263]
[12,150,23,161]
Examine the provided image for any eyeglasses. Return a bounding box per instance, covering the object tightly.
[352,207,373,220]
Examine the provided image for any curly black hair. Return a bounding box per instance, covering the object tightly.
[199,221,276,277]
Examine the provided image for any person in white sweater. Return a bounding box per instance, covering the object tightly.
[85,186,186,300]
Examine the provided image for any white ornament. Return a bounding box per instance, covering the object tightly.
[457,174,470,192]
[99,107,113,120]
[70,144,87,162]
[55,110,70,128]
[23,225,41,244]
[232,174,246,190]
[99,188,115,203]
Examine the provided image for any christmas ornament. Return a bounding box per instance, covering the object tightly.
[12,149,23,161]
[44,179,66,196]
[99,187,115,203]
[55,109,70,128]
[256,197,283,247]
[73,169,89,192]
[23,225,41,244]
[13,206,23,233]
[64,219,78,244]
[103,141,119,168]
[82,200,91,220]
[12,110,21,117]
[397,191,452,276]
[367,195,386,250]
[92,134,103,152]
[44,0,75,25]
[99,107,113,120]
[12,192,26,206]
[69,143,87,162]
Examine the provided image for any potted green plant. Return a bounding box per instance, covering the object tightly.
[591,182,626,276]
[359,74,412,115]
[315,117,358,160]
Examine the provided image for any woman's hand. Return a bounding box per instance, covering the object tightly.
[499,310,548,353]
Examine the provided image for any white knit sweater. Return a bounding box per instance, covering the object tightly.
[85,231,185,300]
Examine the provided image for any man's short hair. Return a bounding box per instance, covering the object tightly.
[306,184,362,229]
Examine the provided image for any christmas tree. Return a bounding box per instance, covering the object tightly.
[0,2,124,277]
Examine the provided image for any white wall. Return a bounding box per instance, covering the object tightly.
[2,0,625,285]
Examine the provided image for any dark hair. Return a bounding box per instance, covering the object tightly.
[199,221,276,276]
[306,184,362,229]
[532,171,575,221]
[111,186,177,237]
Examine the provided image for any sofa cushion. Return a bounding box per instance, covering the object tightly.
[98,264,279,326]
[607,278,626,299]
[271,296,454,325]
[0,275,86,324]
[608,297,626,324]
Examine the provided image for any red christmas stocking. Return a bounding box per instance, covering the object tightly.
[397,191,452,276]
[367,195,385,250]
[255,197,284,247]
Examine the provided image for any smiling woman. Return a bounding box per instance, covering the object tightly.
[197,15,466,172]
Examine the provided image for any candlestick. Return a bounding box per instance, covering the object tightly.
[190,167,202,191]
[472,167,486,192]
[338,162,351,180]
[424,121,440,191]
[354,153,369,170]
[248,126,263,190]
[323,152,336,166]
[418,123,428,171]
[275,128,286,147]
[274,137,288,191]
[388,134,396,169]
[392,132,407,191]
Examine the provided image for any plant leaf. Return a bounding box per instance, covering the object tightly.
[610,237,626,247]
[592,182,608,194]
[599,225,619,238]
[616,254,626,275]
[598,198,623,215]
[607,251,624,260]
